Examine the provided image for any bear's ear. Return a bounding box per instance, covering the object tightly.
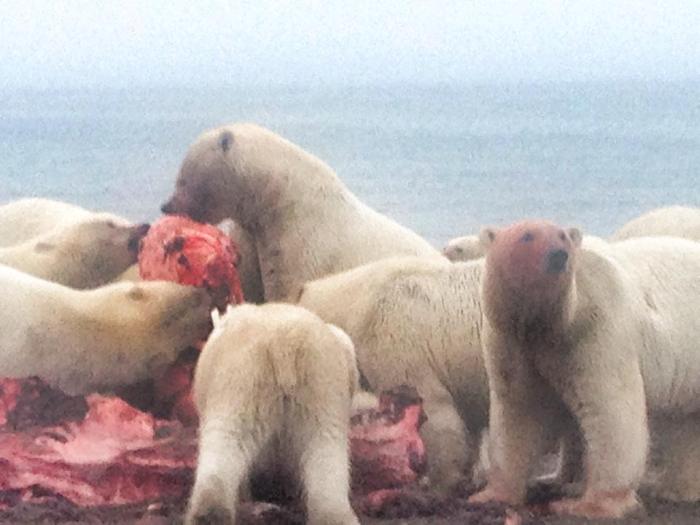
[218,130,234,153]
[479,227,498,249]
[34,242,55,253]
[567,227,583,247]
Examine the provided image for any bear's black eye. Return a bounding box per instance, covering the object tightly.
[559,231,567,242]
[455,247,464,253]
[127,287,146,301]
[521,232,534,243]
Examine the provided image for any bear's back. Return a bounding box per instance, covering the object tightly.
[612,206,700,242]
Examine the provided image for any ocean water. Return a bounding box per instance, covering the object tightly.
[1,82,699,246]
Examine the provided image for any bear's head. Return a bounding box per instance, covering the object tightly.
[442,234,485,262]
[121,281,214,349]
[161,128,238,225]
[34,216,150,288]
[480,220,582,334]
[162,123,318,231]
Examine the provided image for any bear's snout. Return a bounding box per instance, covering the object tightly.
[128,223,151,253]
[161,198,177,215]
[546,249,569,274]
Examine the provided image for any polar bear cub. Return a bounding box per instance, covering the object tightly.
[186,303,360,525]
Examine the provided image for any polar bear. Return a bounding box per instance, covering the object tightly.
[0,217,149,288]
[468,220,700,519]
[186,303,359,525]
[297,255,489,494]
[611,205,700,241]
[442,234,485,262]
[0,197,131,247]
[0,264,213,395]
[161,123,443,301]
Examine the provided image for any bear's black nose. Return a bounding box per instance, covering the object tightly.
[546,249,569,274]
[128,223,151,253]
[161,200,174,214]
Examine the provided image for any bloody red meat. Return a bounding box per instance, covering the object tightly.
[351,385,428,493]
[138,215,246,425]
[0,395,196,508]
[0,381,427,519]
[138,215,244,307]
[0,217,431,521]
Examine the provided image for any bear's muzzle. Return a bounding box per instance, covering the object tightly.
[546,249,569,274]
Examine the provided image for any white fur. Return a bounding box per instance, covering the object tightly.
[612,205,700,241]
[216,218,264,303]
[0,264,212,395]
[162,123,444,301]
[476,234,700,516]
[442,234,485,262]
[113,264,141,283]
[0,217,143,288]
[0,198,131,247]
[186,304,359,525]
[298,256,489,493]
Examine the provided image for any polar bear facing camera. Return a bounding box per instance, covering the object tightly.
[469,220,700,519]
[186,303,360,525]
[0,217,149,288]
[0,264,213,395]
[161,123,443,301]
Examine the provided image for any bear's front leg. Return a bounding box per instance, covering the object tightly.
[469,330,554,506]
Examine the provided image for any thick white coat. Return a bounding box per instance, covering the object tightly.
[0,198,130,247]
[612,205,700,241]
[0,264,212,395]
[298,256,489,492]
[162,123,443,301]
[186,303,359,525]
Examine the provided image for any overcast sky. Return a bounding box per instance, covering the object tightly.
[1,0,699,89]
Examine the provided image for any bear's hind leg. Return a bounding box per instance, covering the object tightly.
[544,348,648,519]
[420,387,478,495]
[186,424,262,525]
[644,416,700,502]
[298,429,359,525]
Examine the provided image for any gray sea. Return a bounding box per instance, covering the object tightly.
[1,82,699,246]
